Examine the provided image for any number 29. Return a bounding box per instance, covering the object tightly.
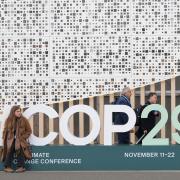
[142,104,180,145]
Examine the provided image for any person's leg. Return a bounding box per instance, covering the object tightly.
[4,150,14,168]
[4,141,15,172]
[117,132,130,144]
[16,147,25,172]
[117,133,124,144]
[136,127,144,144]
[16,147,25,167]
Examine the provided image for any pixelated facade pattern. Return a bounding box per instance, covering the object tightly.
[0,0,180,110]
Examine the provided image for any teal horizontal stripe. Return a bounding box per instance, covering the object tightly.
[1,145,180,171]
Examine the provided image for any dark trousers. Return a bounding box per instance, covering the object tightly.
[136,127,156,144]
[136,127,144,144]
[4,139,25,168]
[117,132,130,144]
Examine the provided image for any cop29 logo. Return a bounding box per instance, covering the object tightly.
[0,104,180,146]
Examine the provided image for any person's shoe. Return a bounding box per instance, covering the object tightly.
[4,167,14,173]
[15,167,26,173]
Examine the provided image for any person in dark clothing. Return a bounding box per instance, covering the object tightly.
[114,87,132,145]
[136,92,159,144]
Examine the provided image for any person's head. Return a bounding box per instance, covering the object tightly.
[147,92,157,104]
[14,106,22,118]
[4,105,22,129]
[121,87,132,99]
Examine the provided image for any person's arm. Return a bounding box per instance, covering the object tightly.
[21,119,32,140]
[2,121,8,140]
[153,111,159,117]
[139,105,148,134]
[2,125,8,148]
[2,128,7,140]
[116,97,130,124]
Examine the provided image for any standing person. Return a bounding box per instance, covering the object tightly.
[1,105,32,173]
[136,92,159,144]
[114,87,132,144]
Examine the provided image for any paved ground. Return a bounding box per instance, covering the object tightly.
[0,171,180,180]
